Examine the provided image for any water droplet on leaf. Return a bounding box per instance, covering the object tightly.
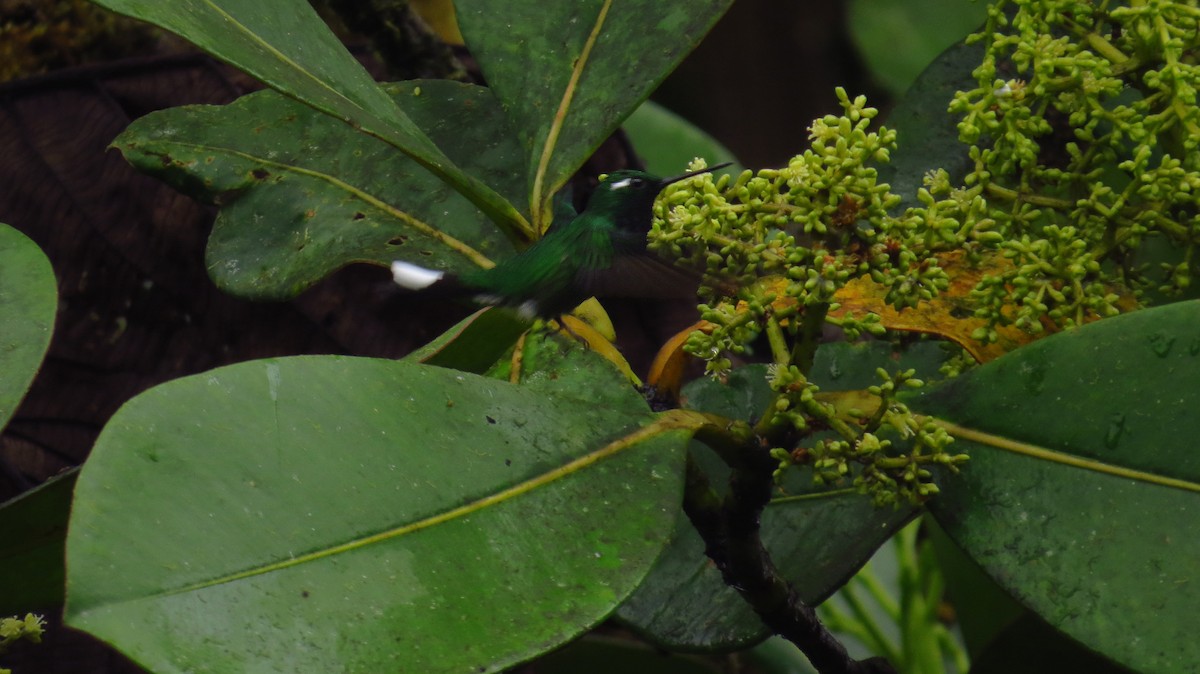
[828,359,842,380]
[1148,333,1175,357]
[1019,359,1046,394]
[1104,412,1125,449]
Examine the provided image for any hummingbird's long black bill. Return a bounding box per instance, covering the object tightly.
[658,161,735,187]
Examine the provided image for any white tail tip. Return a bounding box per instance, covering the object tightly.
[391,261,445,290]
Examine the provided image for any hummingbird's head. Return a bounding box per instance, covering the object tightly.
[587,162,732,232]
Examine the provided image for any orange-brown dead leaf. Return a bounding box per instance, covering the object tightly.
[646,320,712,402]
[829,249,1137,362]
[830,250,1028,362]
[645,249,1137,399]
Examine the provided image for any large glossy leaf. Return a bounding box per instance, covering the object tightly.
[407,307,529,375]
[622,101,741,176]
[908,301,1200,673]
[534,635,727,674]
[847,0,986,95]
[0,469,76,613]
[969,613,1134,674]
[66,356,689,673]
[879,39,983,209]
[0,223,56,432]
[92,0,528,237]
[926,516,1024,657]
[618,340,951,650]
[114,81,523,299]
[455,0,735,229]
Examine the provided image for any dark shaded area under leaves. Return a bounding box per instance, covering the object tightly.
[0,54,469,495]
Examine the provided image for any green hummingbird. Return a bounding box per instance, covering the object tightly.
[391,162,731,319]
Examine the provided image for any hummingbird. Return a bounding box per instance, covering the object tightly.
[391,162,732,319]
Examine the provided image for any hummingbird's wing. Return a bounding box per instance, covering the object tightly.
[575,253,703,299]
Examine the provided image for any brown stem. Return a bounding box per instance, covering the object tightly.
[682,453,897,674]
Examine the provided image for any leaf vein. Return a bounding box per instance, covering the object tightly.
[530,0,613,233]
[935,419,1200,493]
[168,412,697,594]
[160,140,494,269]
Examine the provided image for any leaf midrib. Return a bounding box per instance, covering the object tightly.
[200,0,368,116]
[530,0,614,233]
[133,411,698,599]
[934,418,1200,493]
[145,140,495,269]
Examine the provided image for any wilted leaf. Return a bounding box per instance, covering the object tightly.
[830,250,1038,362]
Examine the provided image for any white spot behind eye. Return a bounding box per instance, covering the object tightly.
[610,178,634,190]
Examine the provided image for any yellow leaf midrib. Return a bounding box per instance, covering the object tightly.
[529,0,614,234]
[934,419,1200,493]
[157,411,698,597]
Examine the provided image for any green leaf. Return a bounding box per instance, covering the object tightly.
[0,469,77,613]
[621,489,915,650]
[908,301,1200,673]
[114,81,523,299]
[534,634,726,674]
[622,101,741,176]
[969,613,1134,674]
[618,345,936,650]
[812,339,954,391]
[455,0,735,229]
[926,516,1024,657]
[0,223,56,433]
[880,39,984,210]
[66,356,688,673]
[743,638,820,674]
[847,0,987,95]
[408,307,529,374]
[92,0,529,238]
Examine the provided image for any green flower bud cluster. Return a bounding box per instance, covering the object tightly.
[971,224,1125,339]
[0,613,44,674]
[650,90,964,505]
[650,88,949,377]
[763,361,824,432]
[806,369,966,507]
[937,345,978,379]
[938,0,1200,339]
